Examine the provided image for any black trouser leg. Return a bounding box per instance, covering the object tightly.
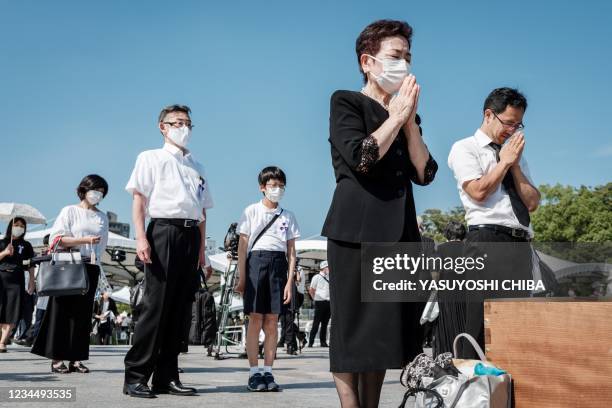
[285,309,296,348]
[309,301,323,345]
[18,294,35,340]
[31,308,45,340]
[460,228,531,358]
[124,221,200,385]
[318,300,331,344]
[278,313,287,345]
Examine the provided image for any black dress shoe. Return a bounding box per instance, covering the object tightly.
[320,343,329,348]
[14,338,33,347]
[123,382,156,398]
[152,380,196,396]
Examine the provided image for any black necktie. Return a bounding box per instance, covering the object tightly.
[489,143,530,227]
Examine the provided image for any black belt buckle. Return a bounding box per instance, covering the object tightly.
[511,227,526,239]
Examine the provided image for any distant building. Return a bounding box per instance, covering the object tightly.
[107,211,130,238]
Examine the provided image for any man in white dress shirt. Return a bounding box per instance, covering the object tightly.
[123,105,213,398]
[308,261,331,348]
[448,88,540,357]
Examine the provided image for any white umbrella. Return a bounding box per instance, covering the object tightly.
[0,202,47,225]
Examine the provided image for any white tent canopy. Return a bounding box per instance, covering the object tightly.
[110,286,131,304]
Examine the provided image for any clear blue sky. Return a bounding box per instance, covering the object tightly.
[2,0,611,243]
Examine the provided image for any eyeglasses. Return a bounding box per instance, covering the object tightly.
[163,121,194,129]
[492,112,524,130]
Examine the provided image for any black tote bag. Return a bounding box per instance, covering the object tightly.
[37,240,89,297]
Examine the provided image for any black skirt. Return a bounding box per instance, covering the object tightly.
[328,239,424,372]
[243,250,288,315]
[0,268,25,325]
[31,264,99,361]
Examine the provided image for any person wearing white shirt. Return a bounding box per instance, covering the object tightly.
[447,87,540,358]
[31,174,109,375]
[235,166,300,392]
[123,105,213,398]
[308,261,331,347]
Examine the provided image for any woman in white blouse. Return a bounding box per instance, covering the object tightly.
[31,175,109,374]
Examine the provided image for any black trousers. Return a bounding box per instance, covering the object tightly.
[31,308,45,340]
[279,289,304,348]
[124,220,200,385]
[97,322,113,345]
[309,300,331,345]
[459,227,532,359]
[16,293,35,339]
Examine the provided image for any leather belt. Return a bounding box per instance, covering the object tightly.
[468,224,530,240]
[152,218,200,228]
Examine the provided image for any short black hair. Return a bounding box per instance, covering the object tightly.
[2,217,27,243]
[444,221,466,241]
[77,174,109,200]
[483,87,528,114]
[356,19,413,83]
[258,166,286,186]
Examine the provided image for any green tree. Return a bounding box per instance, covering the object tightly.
[420,183,611,243]
[531,183,612,242]
[420,206,466,242]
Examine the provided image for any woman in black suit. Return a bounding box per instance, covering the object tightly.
[321,19,438,407]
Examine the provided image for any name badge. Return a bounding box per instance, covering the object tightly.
[197,176,206,200]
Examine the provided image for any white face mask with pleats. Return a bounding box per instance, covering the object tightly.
[12,226,25,238]
[167,125,192,147]
[365,54,411,94]
[265,187,285,203]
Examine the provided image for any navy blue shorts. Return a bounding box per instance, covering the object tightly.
[244,251,288,315]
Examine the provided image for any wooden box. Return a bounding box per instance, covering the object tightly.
[484,299,612,408]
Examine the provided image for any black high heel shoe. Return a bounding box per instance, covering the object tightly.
[51,362,69,374]
[68,361,90,373]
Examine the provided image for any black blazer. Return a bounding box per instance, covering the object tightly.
[94,298,118,323]
[321,90,437,243]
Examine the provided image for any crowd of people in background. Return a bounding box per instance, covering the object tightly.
[0,17,550,408]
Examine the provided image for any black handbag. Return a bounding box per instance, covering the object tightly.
[36,239,89,297]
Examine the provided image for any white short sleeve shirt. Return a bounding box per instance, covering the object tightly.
[448,129,535,235]
[125,143,213,221]
[49,205,109,262]
[310,272,330,301]
[238,200,300,252]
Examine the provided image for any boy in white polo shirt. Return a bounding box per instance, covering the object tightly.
[235,166,300,392]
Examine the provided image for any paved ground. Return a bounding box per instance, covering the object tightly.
[0,344,413,408]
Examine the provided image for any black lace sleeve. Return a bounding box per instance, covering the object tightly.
[416,154,438,186]
[355,135,379,174]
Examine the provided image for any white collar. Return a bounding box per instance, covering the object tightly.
[163,142,190,158]
[474,128,495,148]
[259,200,283,215]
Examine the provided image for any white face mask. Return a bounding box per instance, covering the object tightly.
[366,55,411,94]
[265,187,285,203]
[167,125,192,147]
[86,190,104,206]
[12,226,25,238]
